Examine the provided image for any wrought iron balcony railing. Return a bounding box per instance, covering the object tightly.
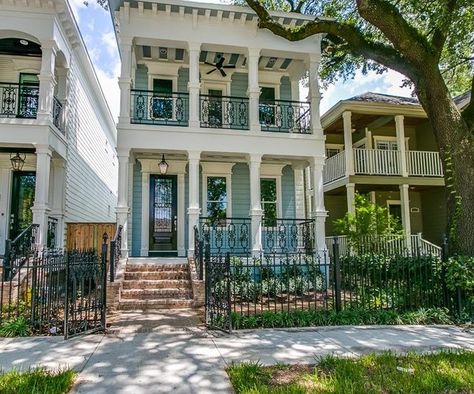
[262,218,314,254]
[198,217,251,255]
[259,99,311,134]
[0,82,39,118]
[52,96,65,133]
[131,89,189,126]
[200,95,249,130]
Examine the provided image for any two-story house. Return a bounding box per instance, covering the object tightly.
[322,92,448,249]
[0,0,117,254]
[109,0,328,259]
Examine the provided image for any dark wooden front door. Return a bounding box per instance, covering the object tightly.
[149,175,178,256]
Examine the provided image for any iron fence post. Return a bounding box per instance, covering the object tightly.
[3,240,11,281]
[226,252,232,333]
[110,239,116,283]
[101,233,108,332]
[199,240,204,281]
[333,238,342,313]
[64,251,70,339]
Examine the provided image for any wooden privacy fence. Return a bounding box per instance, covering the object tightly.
[66,223,116,251]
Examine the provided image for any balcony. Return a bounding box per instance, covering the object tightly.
[323,149,444,184]
[200,94,249,130]
[0,82,39,118]
[131,89,189,126]
[260,99,311,134]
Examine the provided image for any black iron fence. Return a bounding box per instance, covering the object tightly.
[131,89,189,126]
[3,224,39,281]
[52,96,64,133]
[259,99,311,134]
[0,82,39,118]
[262,218,314,254]
[47,217,58,249]
[200,95,249,130]
[109,225,123,282]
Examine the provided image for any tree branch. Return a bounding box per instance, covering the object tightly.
[462,75,474,128]
[245,0,418,80]
[430,0,458,60]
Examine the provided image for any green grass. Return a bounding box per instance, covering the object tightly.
[0,368,77,394]
[227,350,474,394]
[0,317,32,337]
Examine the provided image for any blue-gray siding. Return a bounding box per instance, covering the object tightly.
[135,64,148,90]
[282,165,296,218]
[231,163,250,217]
[131,161,143,256]
[280,76,292,100]
[231,73,248,98]
[178,67,189,92]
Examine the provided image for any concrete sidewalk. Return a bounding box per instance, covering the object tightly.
[0,325,473,393]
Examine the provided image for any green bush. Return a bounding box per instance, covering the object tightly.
[0,317,32,337]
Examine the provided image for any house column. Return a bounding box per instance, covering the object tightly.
[343,111,354,176]
[31,145,52,246]
[247,48,261,132]
[249,154,263,254]
[49,158,66,248]
[310,157,327,253]
[118,38,133,125]
[395,115,408,177]
[188,42,201,128]
[400,184,412,251]
[187,150,201,254]
[346,183,356,216]
[37,41,57,123]
[307,54,323,136]
[117,148,131,256]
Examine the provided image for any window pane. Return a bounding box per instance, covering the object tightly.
[207,202,227,222]
[207,176,227,202]
[263,202,277,226]
[261,178,276,202]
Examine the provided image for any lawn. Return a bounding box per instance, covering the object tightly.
[0,368,77,394]
[227,350,474,394]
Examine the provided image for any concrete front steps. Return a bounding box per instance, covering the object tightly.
[118,259,195,311]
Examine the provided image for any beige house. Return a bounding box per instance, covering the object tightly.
[322,92,451,247]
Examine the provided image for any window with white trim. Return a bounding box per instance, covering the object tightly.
[261,178,277,226]
[206,176,227,222]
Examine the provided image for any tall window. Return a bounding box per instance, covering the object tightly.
[151,78,173,119]
[206,176,227,222]
[261,178,277,226]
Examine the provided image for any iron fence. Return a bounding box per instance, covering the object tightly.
[47,217,58,249]
[262,218,314,254]
[131,89,189,126]
[3,224,39,281]
[200,95,249,130]
[259,99,311,133]
[109,225,123,282]
[0,82,39,118]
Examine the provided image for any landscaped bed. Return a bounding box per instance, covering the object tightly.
[0,368,76,394]
[227,350,474,394]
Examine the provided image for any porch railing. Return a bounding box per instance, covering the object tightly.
[323,151,346,184]
[407,150,443,176]
[2,224,39,281]
[52,96,65,133]
[262,218,314,254]
[354,148,401,175]
[198,217,251,255]
[109,225,123,282]
[130,89,189,126]
[0,82,39,118]
[47,217,58,249]
[259,99,311,134]
[200,95,249,130]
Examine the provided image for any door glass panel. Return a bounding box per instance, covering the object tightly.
[259,87,276,126]
[153,177,173,232]
[208,89,223,127]
[152,79,173,119]
[18,73,39,118]
[10,172,36,239]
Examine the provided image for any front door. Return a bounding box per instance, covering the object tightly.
[10,171,36,240]
[208,89,223,127]
[149,175,178,256]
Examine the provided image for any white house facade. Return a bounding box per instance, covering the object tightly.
[0,0,117,254]
[109,0,327,258]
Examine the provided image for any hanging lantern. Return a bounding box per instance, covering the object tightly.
[158,154,169,175]
[10,152,26,171]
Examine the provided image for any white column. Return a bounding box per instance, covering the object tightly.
[400,184,412,251]
[118,38,133,125]
[247,48,261,132]
[140,170,150,256]
[346,183,356,216]
[177,173,186,256]
[116,148,130,256]
[290,78,300,102]
[307,54,322,136]
[32,145,52,246]
[188,42,201,128]
[249,154,263,254]
[395,115,408,177]
[365,127,373,149]
[187,150,201,254]
[37,41,57,123]
[310,157,327,253]
[343,111,354,176]
[293,163,306,218]
[50,158,66,248]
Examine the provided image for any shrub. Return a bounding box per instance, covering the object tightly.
[0,317,32,337]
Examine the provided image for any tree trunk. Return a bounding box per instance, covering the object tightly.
[416,73,474,255]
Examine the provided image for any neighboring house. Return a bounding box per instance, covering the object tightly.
[108,0,327,258]
[322,92,450,247]
[0,0,117,255]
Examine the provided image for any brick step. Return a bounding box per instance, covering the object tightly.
[124,271,191,280]
[122,279,192,290]
[126,264,188,272]
[121,288,193,300]
[118,299,194,311]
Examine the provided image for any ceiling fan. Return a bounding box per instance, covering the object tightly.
[205,56,236,77]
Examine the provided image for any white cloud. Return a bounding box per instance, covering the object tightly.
[95,62,120,121]
[102,31,117,58]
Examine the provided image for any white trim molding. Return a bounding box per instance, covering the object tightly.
[201,161,235,217]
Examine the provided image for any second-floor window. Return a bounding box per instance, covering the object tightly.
[151,79,173,119]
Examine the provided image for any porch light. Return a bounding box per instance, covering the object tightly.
[10,152,26,171]
[158,154,169,175]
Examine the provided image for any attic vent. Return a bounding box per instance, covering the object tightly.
[199,51,208,63]
[159,47,168,59]
[142,46,151,58]
[265,57,277,69]
[175,48,184,61]
[229,53,239,65]
[280,58,292,70]
[214,53,223,63]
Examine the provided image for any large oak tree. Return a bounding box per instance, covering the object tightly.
[244,0,474,255]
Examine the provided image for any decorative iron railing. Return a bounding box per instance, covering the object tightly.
[194,225,204,280]
[200,95,249,130]
[131,89,189,126]
[198,217,251,255]
[259,99,311,134]
[52,96,65,133]
[2,224,39,281]
[262,218,314,254]
[0,82,39,118]
[47,217,58,249]
[109,225,123,282]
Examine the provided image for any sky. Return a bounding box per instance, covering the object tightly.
[69,0,413,122]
